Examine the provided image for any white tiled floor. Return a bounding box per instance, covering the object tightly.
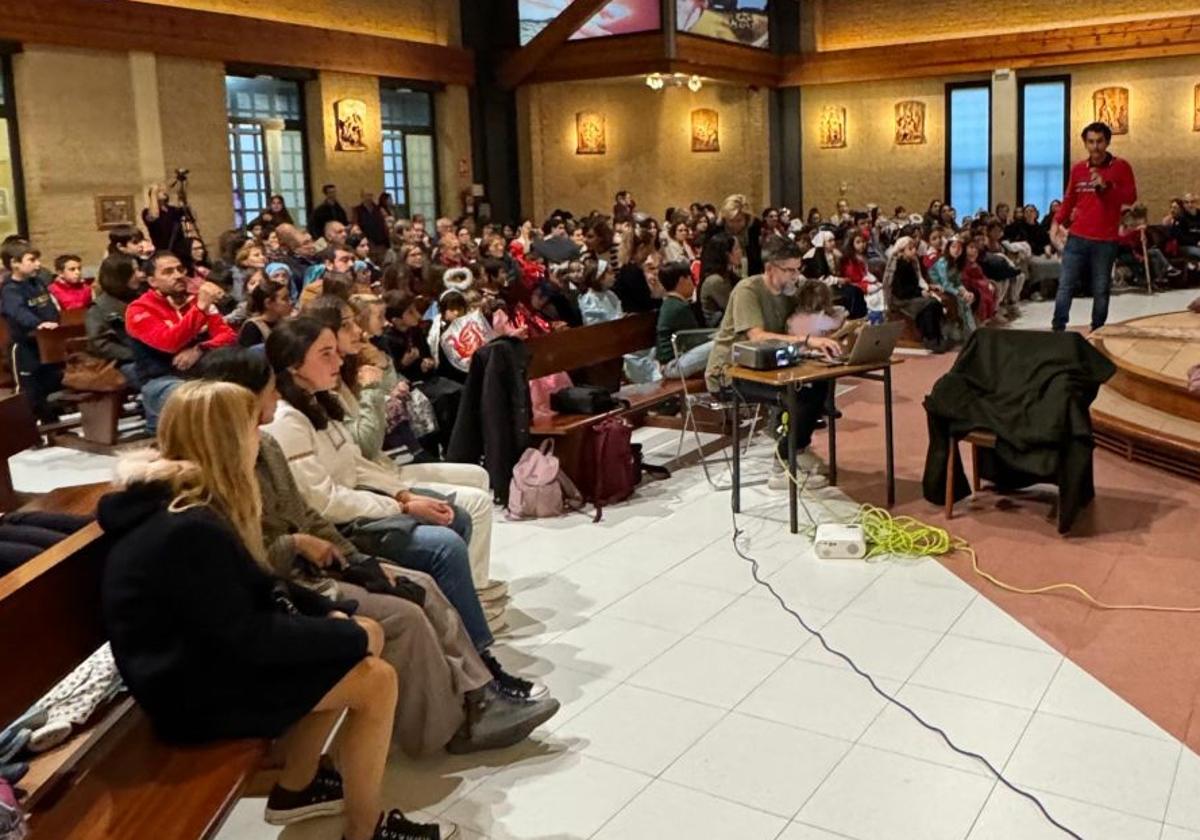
[193,426,1196,840]
[12,291,1196,839]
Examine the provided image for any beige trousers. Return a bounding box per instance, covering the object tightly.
[338,566,492,758]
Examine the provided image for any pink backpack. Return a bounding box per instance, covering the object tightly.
[508,440,583,519]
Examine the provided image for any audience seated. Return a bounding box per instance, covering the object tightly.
[238,279,293,347]
[86,254,147,387]
[48,254,91,311]
[884,236,949,352]
[194,348,556,758]
[656,261,710,379]
[125,251,236,433]
[0,240,62,421]
[261,318,511,636]
[100,379,448,840]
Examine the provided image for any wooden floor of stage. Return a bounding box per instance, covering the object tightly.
[1089,311,1200,480]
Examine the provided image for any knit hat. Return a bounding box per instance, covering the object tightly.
[265,262,290,280]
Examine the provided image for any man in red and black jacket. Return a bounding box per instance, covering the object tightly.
[1049,121,1137,332]
[125,251,236,432]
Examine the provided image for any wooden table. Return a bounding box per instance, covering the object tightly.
[728,358,900,533]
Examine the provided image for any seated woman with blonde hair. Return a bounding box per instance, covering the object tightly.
[196,347,560,757]
[99,379,453,839]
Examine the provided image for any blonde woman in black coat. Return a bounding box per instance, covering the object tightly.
[100,380,453,840]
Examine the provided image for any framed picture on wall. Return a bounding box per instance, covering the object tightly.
[894,100,926,145]
[576,111,606,155]
[94,195,135,230]
[691,108,720,152]
[1194,84,1200,132]
[335,98,368,152]
[1092,87,1129,135]
[819,106,847,149]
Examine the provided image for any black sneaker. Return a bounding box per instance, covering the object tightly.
[264,761,344,825]
[480,650,548,701]
[371,809,458,839]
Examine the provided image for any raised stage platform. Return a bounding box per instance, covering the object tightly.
[1089,311,1200,481]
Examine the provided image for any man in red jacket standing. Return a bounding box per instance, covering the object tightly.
[126,251,236,432]
[1049,121,1137,332]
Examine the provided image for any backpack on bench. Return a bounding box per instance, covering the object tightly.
[550,385,619,415]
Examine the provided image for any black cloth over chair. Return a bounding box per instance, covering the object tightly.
[447,337,532,505]
[921,328,1116,533]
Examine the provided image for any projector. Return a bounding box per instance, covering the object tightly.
[732,339,803,370]
[814,524,868,560]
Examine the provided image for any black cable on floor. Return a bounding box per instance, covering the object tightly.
[728,507,1085,840]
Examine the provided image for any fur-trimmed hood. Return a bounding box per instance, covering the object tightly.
[99,450,200,537]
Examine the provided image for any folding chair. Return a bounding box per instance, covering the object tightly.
[669,328,760,489]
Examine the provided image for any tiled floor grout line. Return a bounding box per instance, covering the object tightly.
[959,657,1069,840]
[1158,744,1186,840]
[443,435,1185,839]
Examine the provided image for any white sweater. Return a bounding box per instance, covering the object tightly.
[262,400,409,525]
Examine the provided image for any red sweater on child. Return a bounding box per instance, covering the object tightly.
[1053,154,1137,242]
[49,278,93,310]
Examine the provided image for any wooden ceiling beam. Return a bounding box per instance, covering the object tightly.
[522,32,783,87]
[0,0,475,86]
[496,0,613,89]
[782,13,1200,86]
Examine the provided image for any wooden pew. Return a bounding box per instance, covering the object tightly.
[0,486,270,840]
[35,309,144,449]
[524,312,695,483]
[0,317,15,389]
[0,393,40,512]
[33,307,89,365]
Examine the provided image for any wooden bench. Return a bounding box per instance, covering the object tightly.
[34,309,144,450]
[0,484,270,840]
[0,393,40,512]
[0,317,14,389]
[525,312,696,482]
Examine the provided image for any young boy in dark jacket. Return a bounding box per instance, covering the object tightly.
[0,241,62,420]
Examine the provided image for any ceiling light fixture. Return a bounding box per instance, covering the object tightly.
[645,72,704,92]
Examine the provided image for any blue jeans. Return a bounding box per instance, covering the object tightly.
[340,504,493,652]
[1052,236,1119,331]
[663,339,714,380]
[141,375,184,434]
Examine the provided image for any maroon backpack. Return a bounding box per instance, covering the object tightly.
[580,417,637,521]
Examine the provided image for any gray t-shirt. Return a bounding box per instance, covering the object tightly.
[704,274,797,391]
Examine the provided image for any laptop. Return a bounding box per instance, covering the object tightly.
[818,321,904,367]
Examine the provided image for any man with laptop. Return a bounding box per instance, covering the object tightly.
[705,235,844,490]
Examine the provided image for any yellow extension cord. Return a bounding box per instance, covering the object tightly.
[774,449,1200,614]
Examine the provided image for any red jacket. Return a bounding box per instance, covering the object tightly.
[841,256,874,292]
[126,289,236,355]
[49,278,93,311]
[1054,154,1137,242]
